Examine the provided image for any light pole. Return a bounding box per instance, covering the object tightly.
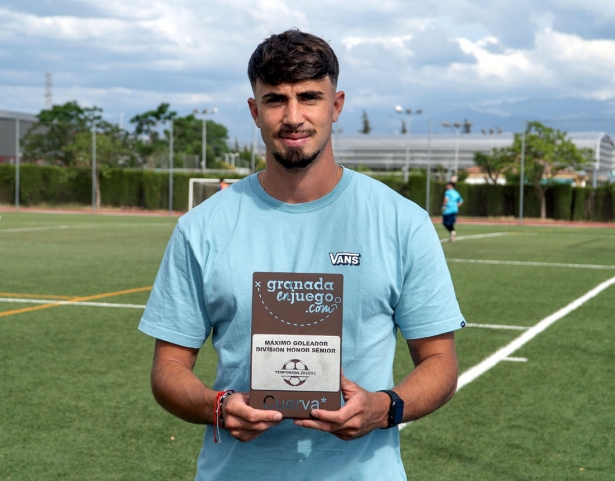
[395,106,422,181]
[441,121,462,180]
[92,120,97,212]
[169,119,174,214]
[15,118,20,211]
[194,107,218,170]
[332,128,343,159]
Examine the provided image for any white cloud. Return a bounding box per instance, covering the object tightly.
[1,0,615,140]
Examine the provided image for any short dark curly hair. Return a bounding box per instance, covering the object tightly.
[248,29,339,89]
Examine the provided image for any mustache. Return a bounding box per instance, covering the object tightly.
[273,128,317,138]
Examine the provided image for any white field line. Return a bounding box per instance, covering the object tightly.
[0,223,173,233]
[456,273,615,391]
[399,273,615,431]
[440,232,510,243]
[448,258,615,270]
[466,323,527,331]
[0,225,95,233]
[503,357,528,362]
[0,298,525,331]
[0,298,146,309]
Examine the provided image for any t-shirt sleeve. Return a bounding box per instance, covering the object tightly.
[138,224,211,348]
[394,217,465,339]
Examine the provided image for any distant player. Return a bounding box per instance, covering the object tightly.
[218,178,230,191]
[442,182,463,242]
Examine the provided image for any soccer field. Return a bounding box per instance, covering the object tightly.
[1,212,613,480]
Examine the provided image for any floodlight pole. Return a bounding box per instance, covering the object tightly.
[197,107,217,170]
[169,119,174,214]
[251,122,258,173]
[519,120,526,225]
[15,118,20,211]
[426,119,432,214]
[92,121,97,213]
[454,128,460,173]
[395,106,422,182]
[202,115,206,171]
[441,121,462,180]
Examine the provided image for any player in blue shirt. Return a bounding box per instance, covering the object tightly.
[442,182,464,242]
[140,29,465,480]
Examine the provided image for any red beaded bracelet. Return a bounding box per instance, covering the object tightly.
[213,390,235,443]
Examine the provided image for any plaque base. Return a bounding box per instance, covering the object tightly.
[249,390,341,419]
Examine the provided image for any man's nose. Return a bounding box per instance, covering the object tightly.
[283,99,303,128]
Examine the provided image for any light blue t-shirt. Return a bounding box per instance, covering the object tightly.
[139,168,465,481]
[442,188,463,215]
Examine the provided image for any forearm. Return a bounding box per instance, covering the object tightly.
[151,358,217,425]
[395,350,458,422]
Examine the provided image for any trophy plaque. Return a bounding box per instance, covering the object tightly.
[249,272,343,419]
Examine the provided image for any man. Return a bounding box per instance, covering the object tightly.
[442,182,463,242]
[139,29,465,480]
[217,178,229,191]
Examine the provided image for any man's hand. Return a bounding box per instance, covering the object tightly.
[222,392,283,442]
[293,373,389,441]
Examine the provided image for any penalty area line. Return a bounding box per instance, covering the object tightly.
[0,298,146,309]
[440,232,510,243]
[399,273,615,432]
[456,273,615,392]
[447,258,615,270]
[0,286,152,318]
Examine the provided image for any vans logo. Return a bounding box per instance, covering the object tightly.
[329,252,361,266]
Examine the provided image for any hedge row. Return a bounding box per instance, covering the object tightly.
[0,165,238,212]
[1,164,613,221]
[373,174,615,222]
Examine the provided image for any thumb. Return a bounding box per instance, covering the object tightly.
[340,371,360,401]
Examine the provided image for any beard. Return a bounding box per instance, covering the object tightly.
[272,147,320,170]
[272,129,320,170]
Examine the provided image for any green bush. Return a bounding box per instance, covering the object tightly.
[100,169,143,207]
[1,164,613,221]
[546,184,573,220]
[0,165,15,204]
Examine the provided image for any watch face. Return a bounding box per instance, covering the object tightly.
[391,400,404,425]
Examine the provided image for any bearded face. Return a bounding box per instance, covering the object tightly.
[271,128,320,169]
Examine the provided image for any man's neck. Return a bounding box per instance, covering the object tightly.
[260,146,342,204]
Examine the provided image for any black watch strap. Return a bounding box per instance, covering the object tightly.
[378,389,404,428]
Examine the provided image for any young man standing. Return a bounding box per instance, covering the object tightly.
[139,29,465,480]
[442,182,464,242]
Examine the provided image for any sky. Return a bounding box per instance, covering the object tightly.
[1,0,615,144]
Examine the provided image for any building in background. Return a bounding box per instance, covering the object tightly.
[0,110,37,163]
[333,132,615,186]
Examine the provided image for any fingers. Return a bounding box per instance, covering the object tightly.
[223,393,283,442]
[294,376,390,440]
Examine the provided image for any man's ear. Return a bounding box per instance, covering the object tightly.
[332,90,345,123]
[247,98,261,128]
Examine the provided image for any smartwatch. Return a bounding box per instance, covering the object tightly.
[378,390,404,428]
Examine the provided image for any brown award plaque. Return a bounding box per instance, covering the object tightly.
[250,272,343,419]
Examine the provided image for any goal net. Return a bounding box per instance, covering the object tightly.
[188,178,241,210]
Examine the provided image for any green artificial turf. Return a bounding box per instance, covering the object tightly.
[1,212,614,480]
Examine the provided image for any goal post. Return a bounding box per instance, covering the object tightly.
[188,178,241,210]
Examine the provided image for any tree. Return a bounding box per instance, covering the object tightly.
[22,101,136,208]
[62,124,137,206]
[400,120,407,134]
[165,114,230,168]
[360,110,372,134]
[473,148,513,184]
[130,103,177,162]
[22,101,103,165]
[511,122,592,219]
